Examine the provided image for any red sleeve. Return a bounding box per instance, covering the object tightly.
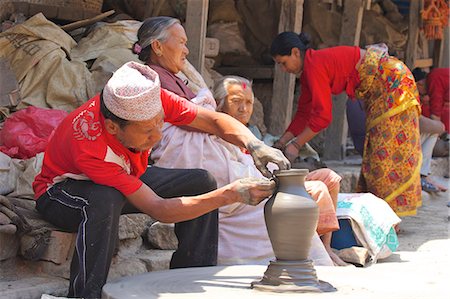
[160,88,198,125]
[305,68,333,132]
[427,70,445,117]
[286,78,312,136]
[286,54,333,135]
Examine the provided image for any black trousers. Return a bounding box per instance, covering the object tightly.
[36,166,218,299]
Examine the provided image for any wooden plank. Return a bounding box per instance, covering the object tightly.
[185,0,209,76]
[338,0,364,46]
[268,0,304,136]
[405,0,421,69]
[442,26,450,67]
[214,66,274,79]
[323,0,364,160]
[61,10,115,32]
[414,58,433,68]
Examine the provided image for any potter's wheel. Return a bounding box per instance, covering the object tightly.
[103,265,322,299]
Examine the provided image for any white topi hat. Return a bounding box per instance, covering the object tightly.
[103,61,162,121]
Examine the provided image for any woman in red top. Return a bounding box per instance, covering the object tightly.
[270,32,422,217]
[415,67,449,134]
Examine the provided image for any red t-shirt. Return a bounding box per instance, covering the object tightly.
[423,68,449,132]
[286,46,361,135]
[33,89,198,199]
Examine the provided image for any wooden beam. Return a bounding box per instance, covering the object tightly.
[433,39,445,68]
[268,0,304,136]
[323,0,364,160]
[338,0,364,46]
[185,0,209,76]
[414,58,433,68]
[405,0,421,69]
[214,66,274,79]
[442,26,450,67]
[61,10,115,32]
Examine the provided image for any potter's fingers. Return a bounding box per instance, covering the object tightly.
[239,177,276,190]
[254,162,272,178]
[233,178,275,205]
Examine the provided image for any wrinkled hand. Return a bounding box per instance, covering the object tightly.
[230,177,276,206]
[247,140,291,177]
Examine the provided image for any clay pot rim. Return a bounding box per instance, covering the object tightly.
[274,169,309,176]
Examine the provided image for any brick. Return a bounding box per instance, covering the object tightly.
[40,231,76,265]
[0,231,19,261]
[205,38,220,58]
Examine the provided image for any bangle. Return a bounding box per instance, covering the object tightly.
[290,140,302,151]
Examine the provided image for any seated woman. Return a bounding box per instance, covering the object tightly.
[213,75,348,266]
[134,16,341,266]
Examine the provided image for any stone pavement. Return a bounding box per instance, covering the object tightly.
[1,157,448,299]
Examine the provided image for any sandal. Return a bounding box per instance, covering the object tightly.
[421,177,440,193]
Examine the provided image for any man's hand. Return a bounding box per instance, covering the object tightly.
[230,177,276,205]
[247,140,291,177]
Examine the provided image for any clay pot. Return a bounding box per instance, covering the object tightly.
[264,169,319,260]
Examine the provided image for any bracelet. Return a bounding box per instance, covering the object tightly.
[289,140,302,151]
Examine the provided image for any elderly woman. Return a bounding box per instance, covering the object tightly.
[132,16,339,266]
[214,75,349,266]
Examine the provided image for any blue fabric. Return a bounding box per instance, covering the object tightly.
[346,99,366,156]
[331,218,359,250]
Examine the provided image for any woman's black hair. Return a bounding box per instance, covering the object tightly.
[270,32,311,56]
[99,91,129,129]
[412,68,427,82]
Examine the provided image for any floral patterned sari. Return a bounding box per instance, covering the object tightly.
[356,44,422,216]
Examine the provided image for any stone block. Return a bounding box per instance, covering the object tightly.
[135,249,174,272]
[108,256,147,281]
[146,222,178,250]
[205,38,220,57]
[37,258,72,279]
[118,214,154,240]
[40,231,76,265]
[0,231,19,261]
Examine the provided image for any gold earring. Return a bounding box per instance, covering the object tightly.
[156,52,162,57]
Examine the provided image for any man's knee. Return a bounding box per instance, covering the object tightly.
[189,169,217,193]
[88,185,125,215]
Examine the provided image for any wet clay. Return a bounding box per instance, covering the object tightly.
[252,169,336,292]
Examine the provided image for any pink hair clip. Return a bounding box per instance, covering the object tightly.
[133,43,142,55]
[242,82,247,89]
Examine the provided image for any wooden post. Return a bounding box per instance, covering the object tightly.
[185,0,209,76]
[433,39,445,67]
[405,0,421,69]
[442,26,450,67]
[323,0,364,160]
[268,0,304,136]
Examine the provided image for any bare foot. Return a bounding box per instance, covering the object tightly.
[327,247,351,266]
[424,177,448,192]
